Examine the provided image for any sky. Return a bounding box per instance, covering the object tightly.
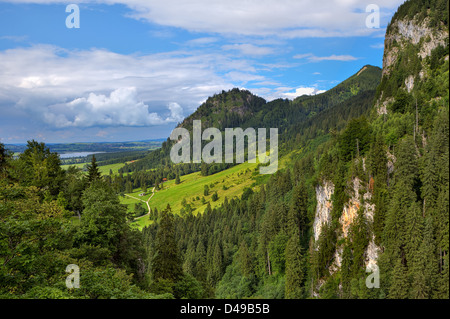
[0,0,405,144]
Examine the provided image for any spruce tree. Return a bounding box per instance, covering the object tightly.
[285,230,304,299]
[289,182,308,237]
[410,217,438,299]
[238,241,253,277]
[152,204,182,283]
[87,155,101,182]
[341,242,353,298]
[194,240,207,283]
[0,142,11,179]
[388,258,409,299]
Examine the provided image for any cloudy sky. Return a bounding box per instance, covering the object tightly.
[0,0,404,143]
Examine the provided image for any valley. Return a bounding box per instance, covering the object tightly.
[0,0,448,301]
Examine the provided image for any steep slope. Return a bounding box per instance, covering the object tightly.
[311,0,449,298]
[141,0,448,300]
[376,0,449,115]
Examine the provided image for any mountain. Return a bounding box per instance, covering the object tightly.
[180,65,381,134]
[376,0,449,115]
[138,0,448,299]
[2,0,447,300]
[308,0,449,298]
[124,65,381,173]
[100,0,450,299]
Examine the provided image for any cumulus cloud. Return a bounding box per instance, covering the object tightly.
[43,87,177,128]
[166,102,184,123]
[255,86,326,101]
[280,87,326,99]
[0,45,239,128]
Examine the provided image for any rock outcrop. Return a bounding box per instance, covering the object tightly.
[313,180,334,243]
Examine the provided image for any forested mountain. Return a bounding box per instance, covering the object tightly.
[140,0,449,299]
[0,0,448,299]
[123,65,381,173]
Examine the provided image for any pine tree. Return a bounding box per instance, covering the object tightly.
[410,217,438,299]
[194,240,207,283]
[285,230,304,299]
[201,162,209,176]
[388,258,409,299]
[238,241,253,277]
[404,202,424,266]
[183,240,196,275]
[0,142,11,179]
[341,242,353,298]
[152,204,182,283]
[209,242,223,285]
[382,136,419,270]
[349,210,369,278]
[175,173,181,184]
[87,155,101,182]
[289,182,308,237]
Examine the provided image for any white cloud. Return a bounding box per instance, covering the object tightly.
[0,45,240,128]
[3,0,405,37]
[186,37,219,46]
[281,87,326,99]
[222,43,275,56]
[293,53,359,62]
[43,87,171,128]
[166,102,184,123]
[255,86,326,101]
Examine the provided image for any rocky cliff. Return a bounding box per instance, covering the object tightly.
[376,2,449,114]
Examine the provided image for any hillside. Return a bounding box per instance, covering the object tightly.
[141,0,448,299]
[0,0,447,300]
[123,65,381,173]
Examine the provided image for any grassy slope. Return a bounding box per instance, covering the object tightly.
[126,161,257,229]
[126,152,290,230]
[61,162,127,175]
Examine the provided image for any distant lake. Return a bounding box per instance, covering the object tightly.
[59,152,106,159]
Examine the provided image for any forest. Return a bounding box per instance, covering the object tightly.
[0,0,448,300]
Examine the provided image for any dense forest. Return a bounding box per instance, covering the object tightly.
[0,0,448,299]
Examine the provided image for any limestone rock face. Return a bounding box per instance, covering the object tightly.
[376,12,449,114]
[383,16,448,77]
[313,180,334,243]
[339,178,362,239]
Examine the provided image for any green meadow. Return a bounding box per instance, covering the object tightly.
[125,161,259,229]
[61,162,126,175]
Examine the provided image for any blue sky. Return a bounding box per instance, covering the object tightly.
[0,0,404,143]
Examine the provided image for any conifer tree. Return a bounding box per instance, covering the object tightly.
[210,242,223,285]
[341,242,353,298]
[410,217,438,299]
[87,155,101,182]
[289,182,308,237]
[285,230,304,299]
[238,241,253,277]
[152,204,182,283]
[194,240,207,283]
[389,258,409,299]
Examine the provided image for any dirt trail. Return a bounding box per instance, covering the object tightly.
[125,186,156,220]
